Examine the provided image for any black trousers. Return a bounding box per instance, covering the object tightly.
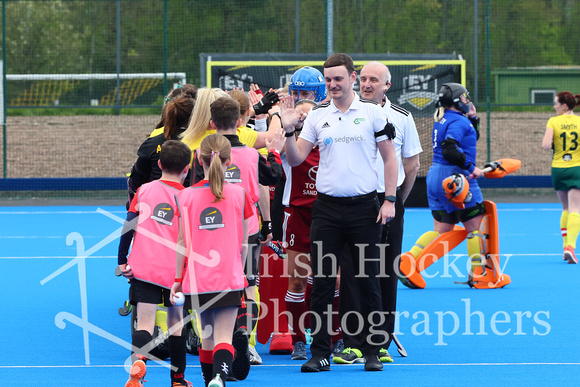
[378,189,404,349]
[309,193,383,358]
[339,189,404,351]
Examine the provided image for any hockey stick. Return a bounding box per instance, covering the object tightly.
[392,334,407,357]
[267,240,287,259]
[481,158,521,178]
[118,300,132,316]
[115,265,132,316]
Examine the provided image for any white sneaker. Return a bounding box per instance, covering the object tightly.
[208,373,224,387]
[249,345,262,365]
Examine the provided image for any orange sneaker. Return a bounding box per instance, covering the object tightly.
[171,380,193,386]
[125,358,146,387]
[564,246,578,264]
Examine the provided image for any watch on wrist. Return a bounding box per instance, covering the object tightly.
[384,195,397,203]
[271,112,281,120]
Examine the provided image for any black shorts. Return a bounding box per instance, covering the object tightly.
[130,278,175,307]
[193,290,243,310]
[432,201,486,224]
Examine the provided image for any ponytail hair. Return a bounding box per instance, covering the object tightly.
[164,95,195,140]
[199,134,232,202]
[156,84,198,129]
[434,106,446,122]
[557,91,580,111]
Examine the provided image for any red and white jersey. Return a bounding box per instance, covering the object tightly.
[282,147,319,208]
[227,146,260,234]
[175,183,248,295]
[128,180,184,289]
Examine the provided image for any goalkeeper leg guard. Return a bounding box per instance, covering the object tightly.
[467,201,511,289]
[399,231,440,289]
[399,229,467,289]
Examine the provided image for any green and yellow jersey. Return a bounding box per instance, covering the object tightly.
[548,114,580,168]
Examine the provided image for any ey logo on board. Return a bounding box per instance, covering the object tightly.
[151,203,175,226]
[225,165,242,183]
[397,74,438,110]
[199,207,224,231]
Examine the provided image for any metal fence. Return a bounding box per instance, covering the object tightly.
[0,0,576,196]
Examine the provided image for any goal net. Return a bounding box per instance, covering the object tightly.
[6,72,187,107]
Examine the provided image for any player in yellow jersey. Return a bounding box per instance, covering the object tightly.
[181,88,279,154]
[542,91,580,263]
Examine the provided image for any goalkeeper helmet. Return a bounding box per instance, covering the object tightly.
[438,83,473,114]
[288,66,327,103]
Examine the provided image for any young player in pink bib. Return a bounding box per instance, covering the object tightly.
[172,134,254,387]
[117,140,193,387]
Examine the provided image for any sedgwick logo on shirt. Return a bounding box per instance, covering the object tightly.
[323,135,365,146]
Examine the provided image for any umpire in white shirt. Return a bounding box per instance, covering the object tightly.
[340,61,422,362]
[281,53,398,373]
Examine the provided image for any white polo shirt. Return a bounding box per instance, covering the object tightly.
[375,96,423,192]
[299,93,388,197]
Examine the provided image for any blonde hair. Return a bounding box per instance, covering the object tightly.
[199,134,232,202]
[434,106,446,123]
[181,88,228,147]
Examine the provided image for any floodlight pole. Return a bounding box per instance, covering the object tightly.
[473,0,478,106]
[115,0,121,115]
[485,0,491,162]
[295,0,299,54]
[325,0,333,57]
[163,0,168,96]
[2,0,6,178]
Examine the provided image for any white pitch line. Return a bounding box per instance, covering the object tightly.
[0,362,579,369]
[0,253,564,260]
[0,256,115,259]
[0,364,172,369]
[406,208,561,213]
[0,210,126,215]
[0,236,72,239]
